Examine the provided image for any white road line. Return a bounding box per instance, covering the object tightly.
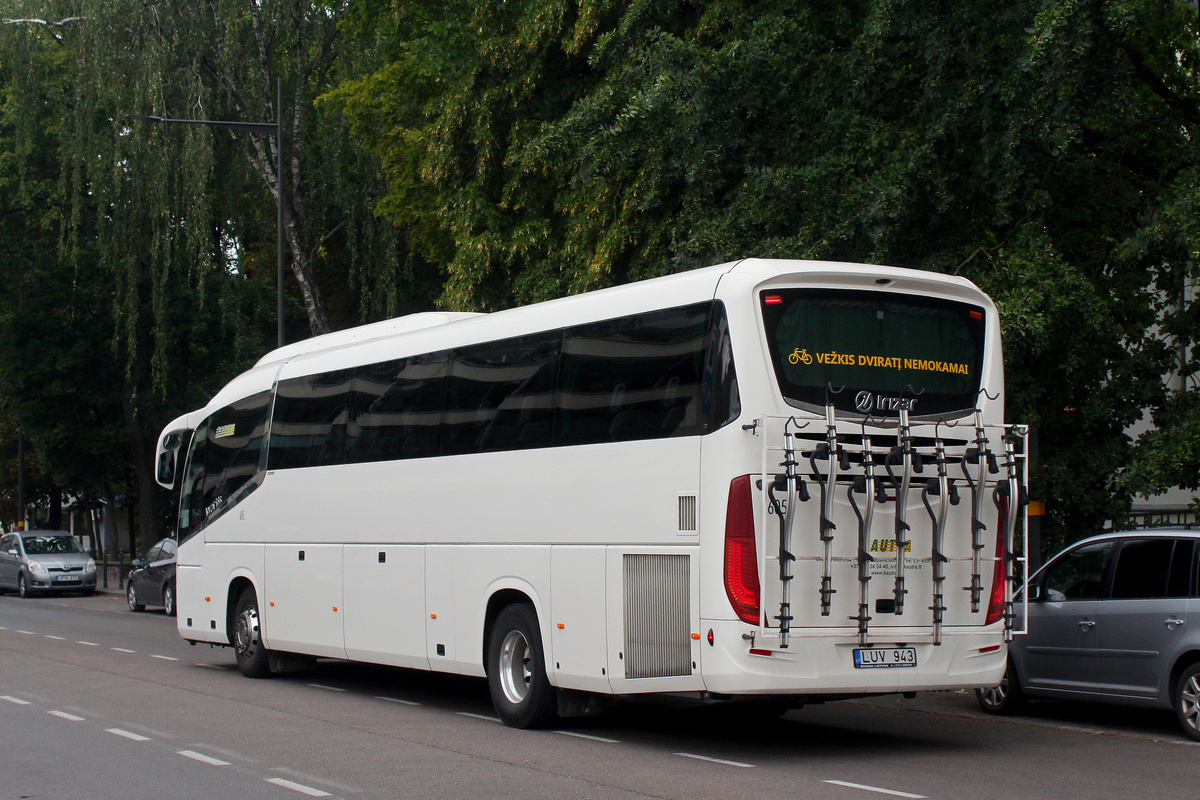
[18,630,36,635]
[107,728,151,742]
[151,655,179,661]
[375,696,421,706]
[306,683,347,692]
[824,779,928,798]
[675,752,754,768]
[554,730,620,743]
[177,750,231,766]
[77,641,99,646]
[457,712,501,723]
[265,778,333,797]
[44,635,65,640]
[111,647,136,653]
[48,710,85,721]
[1,696,30,705]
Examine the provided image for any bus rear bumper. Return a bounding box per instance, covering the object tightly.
[698,620,1007,696]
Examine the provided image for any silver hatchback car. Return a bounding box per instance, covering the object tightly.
[976,528,1200,740]
[0,531,98,597]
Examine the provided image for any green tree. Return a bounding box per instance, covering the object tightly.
[335,0,1198,552]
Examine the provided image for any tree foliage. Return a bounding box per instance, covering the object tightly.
[334,0,1200,551]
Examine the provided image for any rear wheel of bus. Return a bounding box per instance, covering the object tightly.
[487,603,557,728]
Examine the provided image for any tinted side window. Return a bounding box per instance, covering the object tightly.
[557,303,710,446]
[1041,541,1112,601]
[1111,539,1174,599]
[1169,539,1195,598]
[443,333,560,455]
[269,370,353,469]
[702,302,740,431]
[179,391,271,542]
[347,353,447,462]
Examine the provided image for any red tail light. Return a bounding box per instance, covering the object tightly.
[724,475,760,624]
[985,503,1008,625]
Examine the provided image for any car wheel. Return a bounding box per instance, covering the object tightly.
[17,572,33,599]
[975,659,1025,715]
[486,603,557,729]
[1174,662,1200,742]
[232,587,272,678]
[127,582,145,612]
[163,582,176,617]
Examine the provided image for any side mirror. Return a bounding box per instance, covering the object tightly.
[6,549,15,556]
[157,449,176,485]
[1027,583,1043,602]
[131,559,143,567]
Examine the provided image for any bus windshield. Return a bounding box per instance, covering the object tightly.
[761,288,986,418]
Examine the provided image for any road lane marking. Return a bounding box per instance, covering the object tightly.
[457,712,501,723]
[1,696,30,705]
[107,728,151,742]
[265,778,332,797]
[555,730,620,743]
[18,630,36,635]
[306,683,347,692]
[48,710,85,721]
[151,655,179,661]
[675,752,754,768]
[77,641,99,646]
[44,635,65,640]
[111,647,136,653]
[375,696,421,706]
[177,750,231,766]
[824,780,927,798]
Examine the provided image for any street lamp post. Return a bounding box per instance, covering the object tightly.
[131,78,286,348]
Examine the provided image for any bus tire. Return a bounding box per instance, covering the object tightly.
[232,587,272,679]
[487,603,557,729]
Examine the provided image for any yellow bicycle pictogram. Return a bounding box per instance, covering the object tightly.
[788,348,812,365]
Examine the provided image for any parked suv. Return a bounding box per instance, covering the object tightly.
[976,528,1200,741]
[0,531,97,597]
[126,537,177,616]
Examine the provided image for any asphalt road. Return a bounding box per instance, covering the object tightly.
[1,589,1197,800]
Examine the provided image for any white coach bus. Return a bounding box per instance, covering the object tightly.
[155,258,1027,727]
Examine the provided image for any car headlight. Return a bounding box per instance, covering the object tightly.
[84,559,97,573]
[27,561,48,577]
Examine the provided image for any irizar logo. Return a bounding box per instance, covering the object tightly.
[855,391,917,414]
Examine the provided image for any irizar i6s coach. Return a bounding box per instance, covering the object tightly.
[155,258,1028,728]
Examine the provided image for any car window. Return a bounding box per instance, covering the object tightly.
[1172,539,1196,597]
[0,534,13,552]
[144,545,163,563]
[161,540,177,557]
[23,535,83,555]
[1111,539,1175,599]
[1042,541,1113,601]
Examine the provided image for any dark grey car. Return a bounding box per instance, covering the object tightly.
[976,528,1200,740]
[0,531,98,597]
[126,537,177,616]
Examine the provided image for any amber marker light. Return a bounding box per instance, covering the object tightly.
[557,623,565,629]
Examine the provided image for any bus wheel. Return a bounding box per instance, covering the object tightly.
[487,604,557,729]
[232,588,272,678]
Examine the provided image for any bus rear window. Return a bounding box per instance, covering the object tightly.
[761,289,985,418]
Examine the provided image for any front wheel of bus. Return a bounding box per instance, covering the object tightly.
[487,604,557,729]
[233,588,272,679]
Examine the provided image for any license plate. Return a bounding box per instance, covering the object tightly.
[55,575,76,582]
[853,647,917,669]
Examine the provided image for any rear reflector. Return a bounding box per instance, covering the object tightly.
[985,504,1008,626]
[724,475,761,624]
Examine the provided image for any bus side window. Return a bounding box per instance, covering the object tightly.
[701,301,740,431]
[269,371,353,469]
[178,419,210,542]
[443,332,559,455]
[347,353,447,463]
[557,303,710,446]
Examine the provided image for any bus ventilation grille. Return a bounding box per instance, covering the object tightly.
[678,495,698,532]
[623,553,691,679]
